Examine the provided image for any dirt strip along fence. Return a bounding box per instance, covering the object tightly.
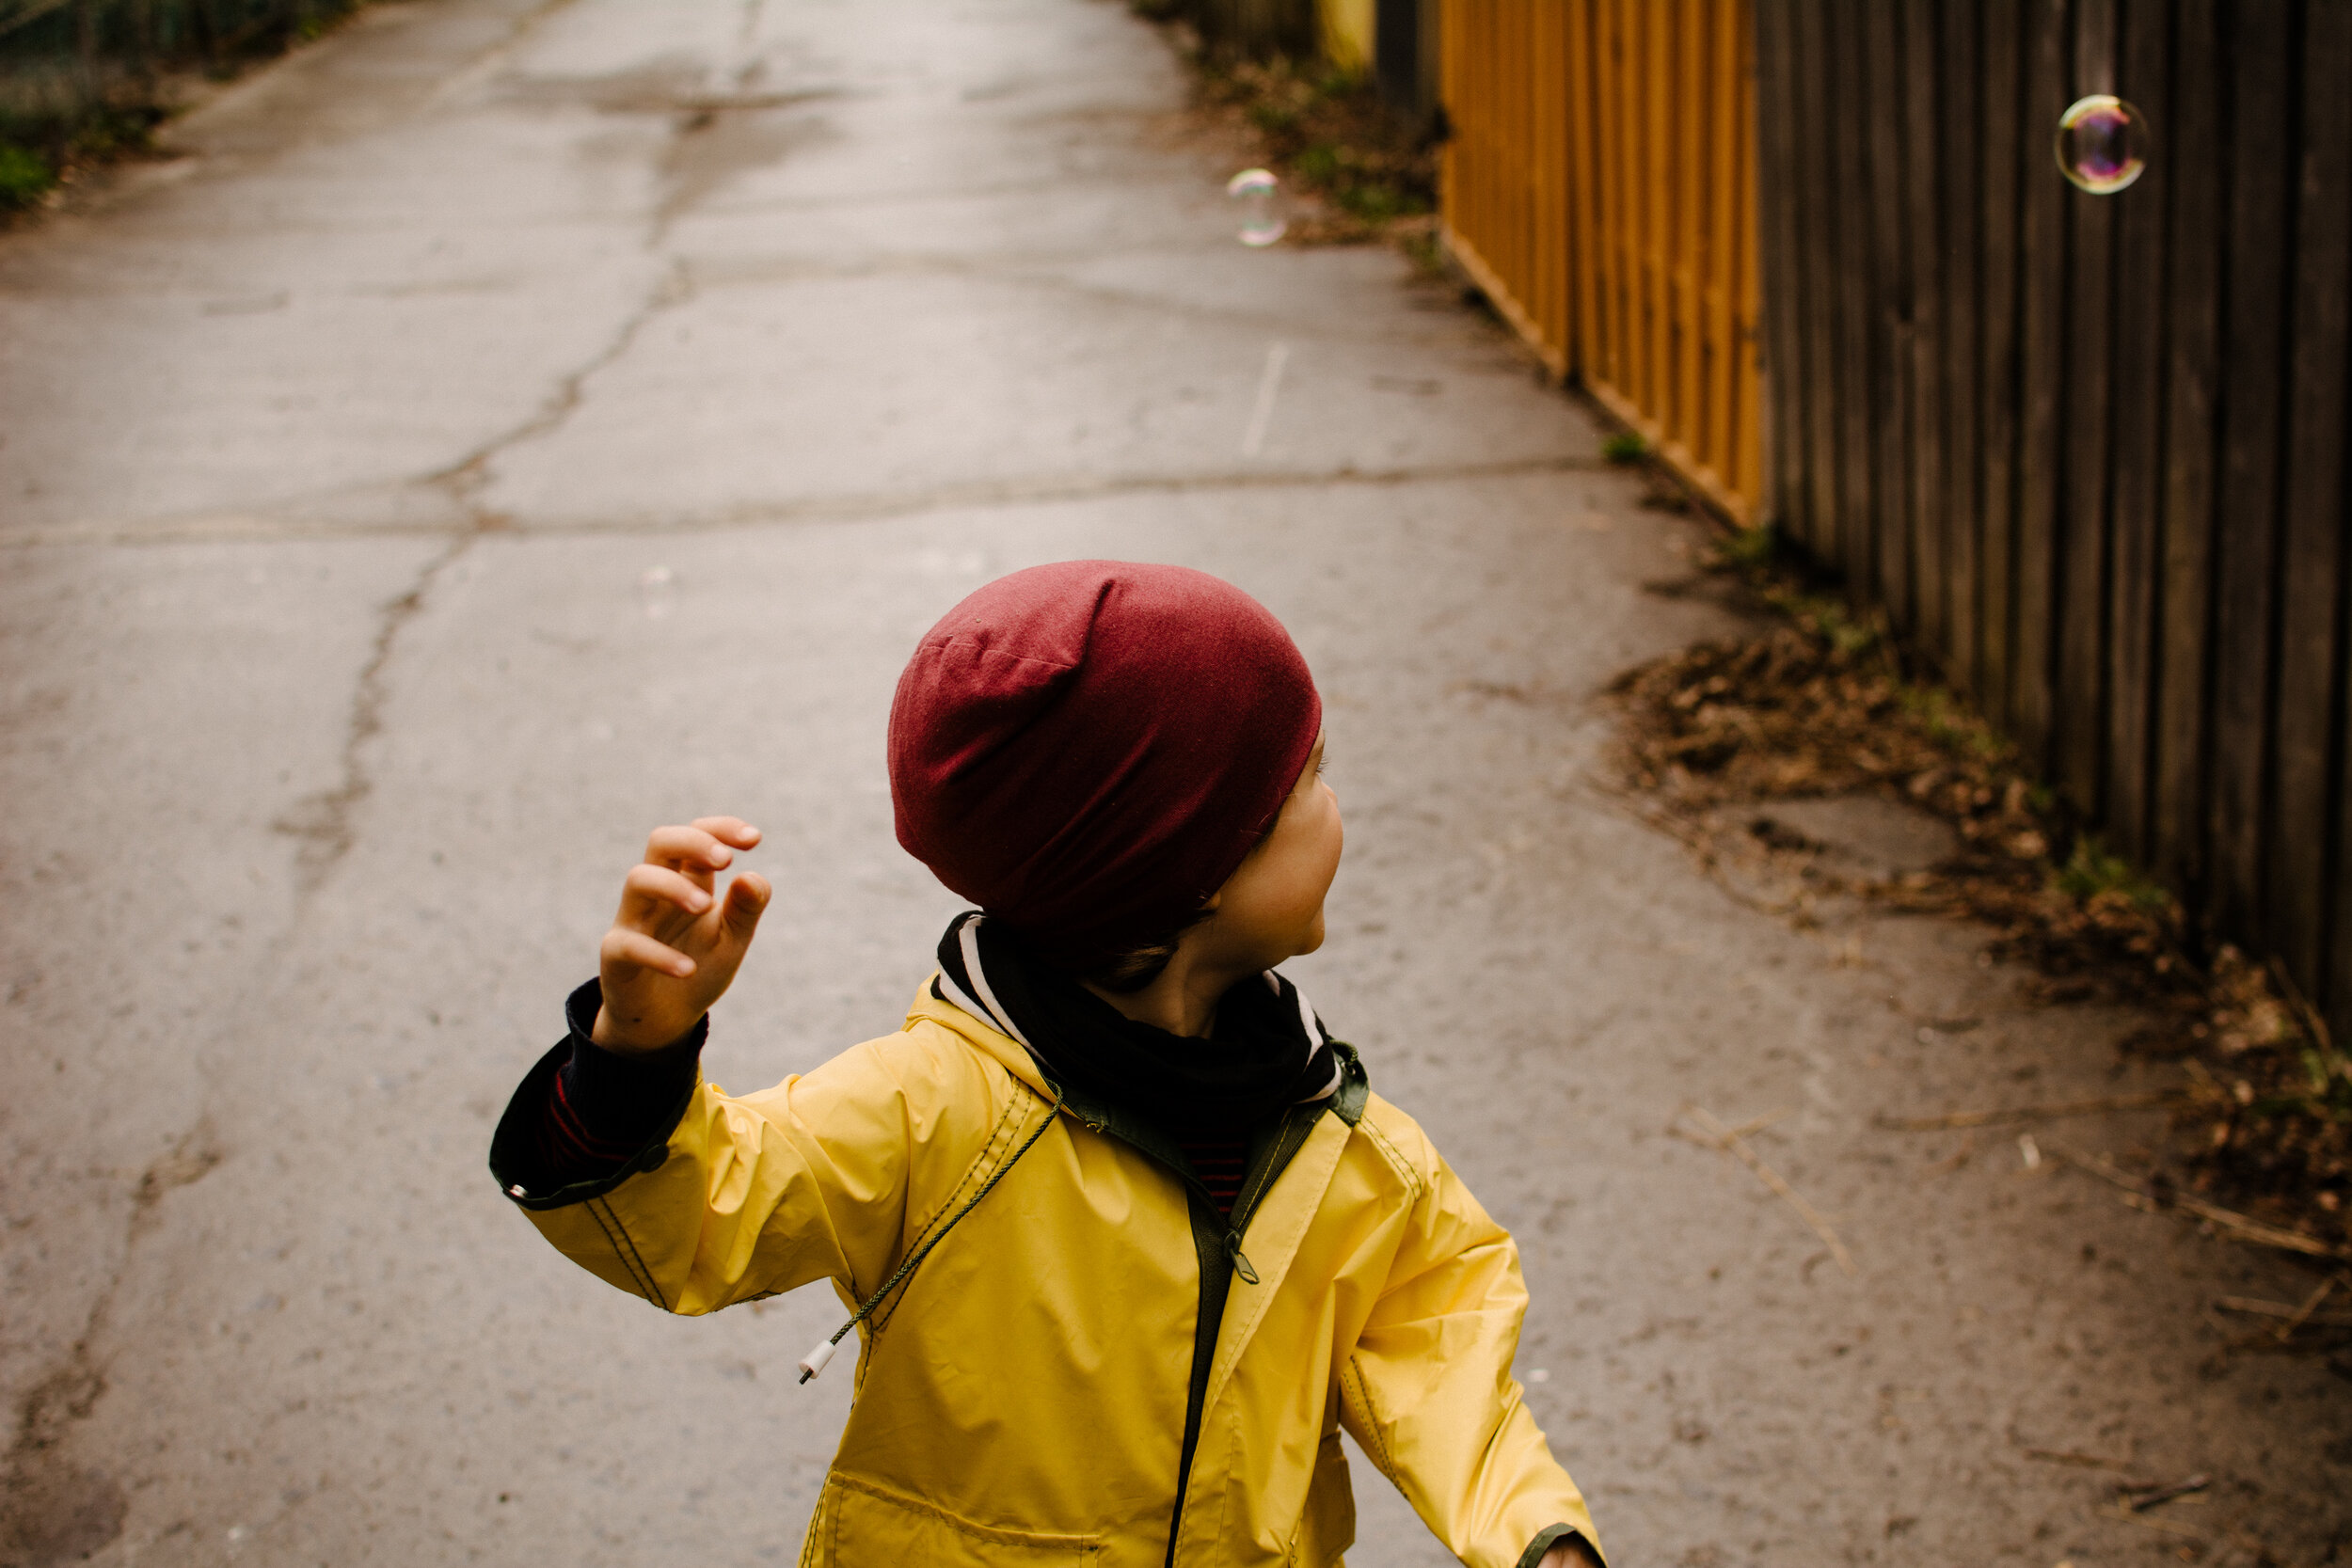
[1752,0,2352,1041]
[1439,0,1764,523]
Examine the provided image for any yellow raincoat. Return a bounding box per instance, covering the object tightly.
[502,984,1602,1568]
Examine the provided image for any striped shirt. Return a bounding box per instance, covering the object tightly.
[1178,1137,1249,1218]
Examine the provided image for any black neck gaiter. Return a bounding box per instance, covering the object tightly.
[935,911,1336,1139]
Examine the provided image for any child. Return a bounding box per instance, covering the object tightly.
[489,561,1605,1568]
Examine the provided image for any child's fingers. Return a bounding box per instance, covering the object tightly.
[690,816,762,849]
[601,926,695,979]
[644,824,733,881]
[619,863,714,925]
[723,871,771,937]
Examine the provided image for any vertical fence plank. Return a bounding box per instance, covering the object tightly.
[1546,6,1573,362]
[1438,0,1465,262]
[1522,1,1541,357]
[1752,0,1804,531]
[1788,0,1844,555]
[1641,0,1670,423]
[2277,0,2351,1006]
[1649,0,1670,421]
[1829,0,1879,589]
[1664,0,1694,451]
[1703,0,1740,487]
[1613,0,1641,407]
[1978,0,2026,710]
[1864,0,1914,623]
[2153,0,2224,907]
[1529,4,1551,361]
[1940,0,1983,689]
[2058,0,2118,813]
[2208,0,2297,942]
[1502,0,1527,316]
[1730,10,1765,511]
[1566,0,1605,388]
[1693,0,1724,484]
[2102,0,2174,862]
[1526,1,1549,344]
[1902,0,1947,654]
[2012,0,2073,759]
[1596,0,1629,394]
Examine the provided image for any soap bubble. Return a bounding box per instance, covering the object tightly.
[1227,167,1286,246]
[640,564,675,619]
[2055,94,2147,193]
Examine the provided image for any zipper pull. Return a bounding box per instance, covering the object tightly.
[1224,1230,1260,1285]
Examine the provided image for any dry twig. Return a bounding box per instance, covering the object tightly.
[2104,1503,2206,1541]
[1677,1104,1857,1276]
[2048,1142,2352,1261]
[2019,1447,2137,1472]
[1875,1091,2185,1132]
[2120,1473,2211,1511]
[2268,1274,2344,1341]
[2213,1292,2352,1328]
[1606,539,2352,1250]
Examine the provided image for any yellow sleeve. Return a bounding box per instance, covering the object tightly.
[1338,1122,1605,1568]
[509,1025,1009,1319]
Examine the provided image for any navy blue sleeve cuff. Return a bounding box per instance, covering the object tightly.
[559,976,706,1145]
[485,979,706,1210]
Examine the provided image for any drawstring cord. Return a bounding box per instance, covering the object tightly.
[799,1085,1067,1383]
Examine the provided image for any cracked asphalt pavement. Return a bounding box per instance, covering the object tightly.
[2,2,2345,1564]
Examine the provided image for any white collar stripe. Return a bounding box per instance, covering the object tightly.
[956,917,1035,1050]
[1290,980,1341,1102]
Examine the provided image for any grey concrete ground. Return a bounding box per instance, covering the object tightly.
[1,2,2344,1564]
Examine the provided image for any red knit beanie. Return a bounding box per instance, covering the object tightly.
[889,561,1323,969]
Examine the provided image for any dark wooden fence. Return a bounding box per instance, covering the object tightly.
[1752,0,2352,1040]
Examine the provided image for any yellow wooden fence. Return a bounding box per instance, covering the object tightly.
[1440,0,1762,523]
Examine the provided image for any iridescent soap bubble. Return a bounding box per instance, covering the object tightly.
[1227,167,1286,246]
[2055,94,2147,193]
[640,563,675,619]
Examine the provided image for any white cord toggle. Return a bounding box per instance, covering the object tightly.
[797,1337,840,1383]
[791,1075,1069,1389]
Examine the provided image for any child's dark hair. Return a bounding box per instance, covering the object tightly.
[1068,906,1215,993]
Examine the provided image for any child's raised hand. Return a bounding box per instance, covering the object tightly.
[591,817,771,1053]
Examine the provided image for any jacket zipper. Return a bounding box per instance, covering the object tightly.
[1160,1100,1325,1567]
[1043,1071,1346,1568]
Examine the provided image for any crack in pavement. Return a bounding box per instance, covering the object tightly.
[420,0,588,115]
[8,453,1611,550]
[425,260,697,499]
[270,254,708,891]
[268,531,474,893]
[672,247,1504,349]
[1,1124,224,1567]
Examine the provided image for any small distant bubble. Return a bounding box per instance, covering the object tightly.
[2055,95,2147,194]
[1227,168,1286,247]
[640,564,675,619]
